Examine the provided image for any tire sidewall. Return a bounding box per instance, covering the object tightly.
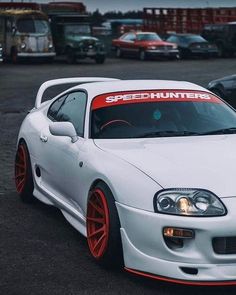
[87,182,123,268]
[15,141,34,202]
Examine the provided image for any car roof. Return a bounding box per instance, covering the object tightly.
[169,33,199,37]
[68,80,209,101]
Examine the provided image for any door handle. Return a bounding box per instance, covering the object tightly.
[40,135,48,142]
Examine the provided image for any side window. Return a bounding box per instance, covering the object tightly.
[123,33,136,41]
[56,91,87,137]
[48,94,67,120]
[168,36,177,43]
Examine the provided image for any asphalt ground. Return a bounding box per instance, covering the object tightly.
[1,57,236,295]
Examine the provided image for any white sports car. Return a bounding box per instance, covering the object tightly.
[15,77,236,285]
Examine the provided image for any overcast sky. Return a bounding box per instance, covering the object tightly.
[1,0,236,13]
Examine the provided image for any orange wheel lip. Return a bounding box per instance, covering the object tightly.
[86,188,110,259]
[15,144,27,193]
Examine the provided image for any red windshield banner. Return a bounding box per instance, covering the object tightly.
[91,90,222,110]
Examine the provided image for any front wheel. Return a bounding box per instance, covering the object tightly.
[86,182,123,268]
[15,141,34,203]
[139,49,146,61]
[116,47,123,58]
[11,47,18,64]
[66,48,76,64]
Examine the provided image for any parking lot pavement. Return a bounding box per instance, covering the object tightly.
[1,57,236,294]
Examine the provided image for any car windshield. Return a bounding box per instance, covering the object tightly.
[180,35,207,44]
[17,19,49,34]
[136,33,162,41]
[64,24,91,36]
[91,90,236,139]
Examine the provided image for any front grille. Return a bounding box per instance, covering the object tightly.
[213,237,236,254]
[158,45,173,50]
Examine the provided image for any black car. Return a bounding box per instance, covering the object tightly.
[202,23,236,57]
[166,34,219,59]
[207,75,236,108]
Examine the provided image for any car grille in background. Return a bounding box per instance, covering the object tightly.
[158,45,173,50]
[27,37,48,52]
[213,237,236,254]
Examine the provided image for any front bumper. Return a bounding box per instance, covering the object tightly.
[17,52,56,58]
[190,49,218,56]
[75,50,106,59]
[146,49,179,58]
[116,197,236,283]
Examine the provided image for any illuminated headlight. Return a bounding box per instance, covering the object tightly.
[147,46,157,50]
[154,189,226,216]
[21,43,26,49]
[48,43,53,49]
[172,44,178,49]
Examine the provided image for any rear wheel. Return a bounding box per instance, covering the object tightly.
[15,141,34,203]
[86,182,123,268]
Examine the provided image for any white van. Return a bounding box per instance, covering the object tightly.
[0,8,55,62]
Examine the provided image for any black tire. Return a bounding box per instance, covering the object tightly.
[15,141,34,203]
[139,49,146,61]
[95,55,106,64]
[66,48,76,64]
[116,47,123,58]
[11,47,18,64]
[217,43,226,58]
[86,181,123,268]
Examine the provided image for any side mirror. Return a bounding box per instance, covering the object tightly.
[49,121,78,143]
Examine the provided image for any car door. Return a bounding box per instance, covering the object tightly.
[120,32,136,55]
[38,90,87,209]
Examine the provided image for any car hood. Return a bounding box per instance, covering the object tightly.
[66,35,98,43]
[94,135,236,198]
[138,41,175,46]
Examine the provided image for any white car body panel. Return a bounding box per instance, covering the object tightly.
[17,77,236,284]
[95,135,236,198]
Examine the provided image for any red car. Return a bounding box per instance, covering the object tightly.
[112,32,179,60]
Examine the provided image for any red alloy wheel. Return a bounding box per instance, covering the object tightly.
[87,188,110,259]
[15,144,27,193]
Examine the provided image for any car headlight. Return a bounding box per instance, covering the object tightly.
[21,43,26,49]
[154,189,226,216]
[48,43,53,49]
[147,46,157,50]
[172,44,178,49]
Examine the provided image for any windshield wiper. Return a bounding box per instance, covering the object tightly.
[135,130,201,138]
[202,127,236,135]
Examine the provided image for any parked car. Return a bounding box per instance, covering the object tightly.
[112,32,179,60]
[207,74,236,108]
[49,14,106,64]
[202,23,236,57]
[166,34,218,59]
[16,77,236,285]
[0,8,55,63]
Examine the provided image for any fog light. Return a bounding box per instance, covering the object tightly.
[163,227,194,239]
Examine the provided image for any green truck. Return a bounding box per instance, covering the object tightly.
[43,3,106,64]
